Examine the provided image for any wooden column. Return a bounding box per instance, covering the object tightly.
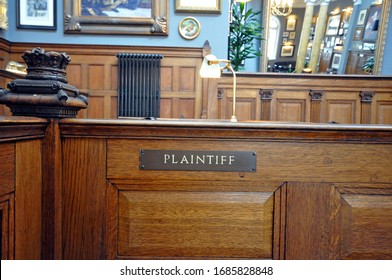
[259,89,273,120]
[309,90,324,123]
[42,119,62,259]
[360,91,375,124]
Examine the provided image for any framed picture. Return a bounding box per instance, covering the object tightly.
[175,0,221,13]
[280,45,295,57]
[282,31,289,37]
[331,53,342,69]
[0,0,7,30]
[363,5,381,42]
[64,0,168,35]
[354,27,364,41]
[17,0,56,30]
[289,32,296,39]
[357,9,368,26]
[282,38,288,43]
[179,17,201,40]
[326,14,341,36]
[286,18,296,31]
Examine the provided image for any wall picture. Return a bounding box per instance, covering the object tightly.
[175,0,221,13]
[64,0,168,35]
[363,5,381,42]
[179,17,201,40]
[286,18,296,31]
[357,9,368,26]
[17,0,56,30]
[331,53,342,69]
[280,45,295,57]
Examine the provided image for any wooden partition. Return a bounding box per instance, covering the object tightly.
[1,116,392,259]
[57,118,392,260]
[0,117,48,259]
[212,73,392,124]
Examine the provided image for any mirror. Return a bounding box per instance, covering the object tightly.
[259,0,391,74]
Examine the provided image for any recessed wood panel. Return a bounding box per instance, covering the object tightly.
[111,65,118,90]
[161,66,173,91]
[327,101,356,124]
[62,138,107,259]
[178,99,195,118]
[376,102,392,124]
[179,67,196,92]
[88,65,105,90]
[160,98,173,118]
[276,99,305,122]
[87,95,105,119]
[118,191,273,258]
[67,64,82,89]
[107,139,392,183]
[341,193,392,259]
[0,143,14,197]
[231,98,255,121]
[15,140,42,260]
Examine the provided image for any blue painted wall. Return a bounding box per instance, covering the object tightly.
[1,1,391,74]
[0,1,229,60]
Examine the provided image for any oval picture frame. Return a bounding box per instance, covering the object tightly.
[178,17,201,40]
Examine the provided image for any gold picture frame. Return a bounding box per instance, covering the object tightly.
[0,0,7,30]
[175,0,221,14]
[64,0,168,35]
[178,17,201,40]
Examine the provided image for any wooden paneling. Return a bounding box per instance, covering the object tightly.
[1,194,15,260]
[15,140,42,259]
[0,143,14,197]
[61,138,107,259]
[285,182,392,259]
[117,190,274,259]
[215,74,392,124]
[0,40,205,119]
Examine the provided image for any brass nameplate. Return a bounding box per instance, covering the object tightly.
[140,150,256,172]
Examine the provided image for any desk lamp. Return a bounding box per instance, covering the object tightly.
[200,54,237,122]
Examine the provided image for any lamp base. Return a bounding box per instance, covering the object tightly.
[230,115,237,122]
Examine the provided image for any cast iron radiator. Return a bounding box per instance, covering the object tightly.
[117,53,163,118]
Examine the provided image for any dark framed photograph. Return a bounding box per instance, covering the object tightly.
[357,9,368,26]
[64,0,168,35]
[280,45,295,57]
[331,53,342,69]
[363,5,381,42]
[175,0,221,13]
[178,17,201,40]
[326,14,341,36]
[17,0,56,30]
[354,27,364,41]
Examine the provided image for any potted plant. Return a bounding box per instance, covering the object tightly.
[229,2,263,71]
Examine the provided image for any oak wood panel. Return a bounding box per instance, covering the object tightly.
[62,138,107,259]
[285,182,342,259]
[0,194,15,260]
[107,139,392,183]
[15,140,42,259]
[0,39,206,119]
[117,190,274,259]
[216,74,392,124]
[0,143,14,197]
[340,191,392,259]
[375,101,392,124]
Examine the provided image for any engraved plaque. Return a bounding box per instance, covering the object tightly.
[140,150,257,172]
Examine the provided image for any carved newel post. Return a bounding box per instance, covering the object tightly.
[0,47,88,117]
